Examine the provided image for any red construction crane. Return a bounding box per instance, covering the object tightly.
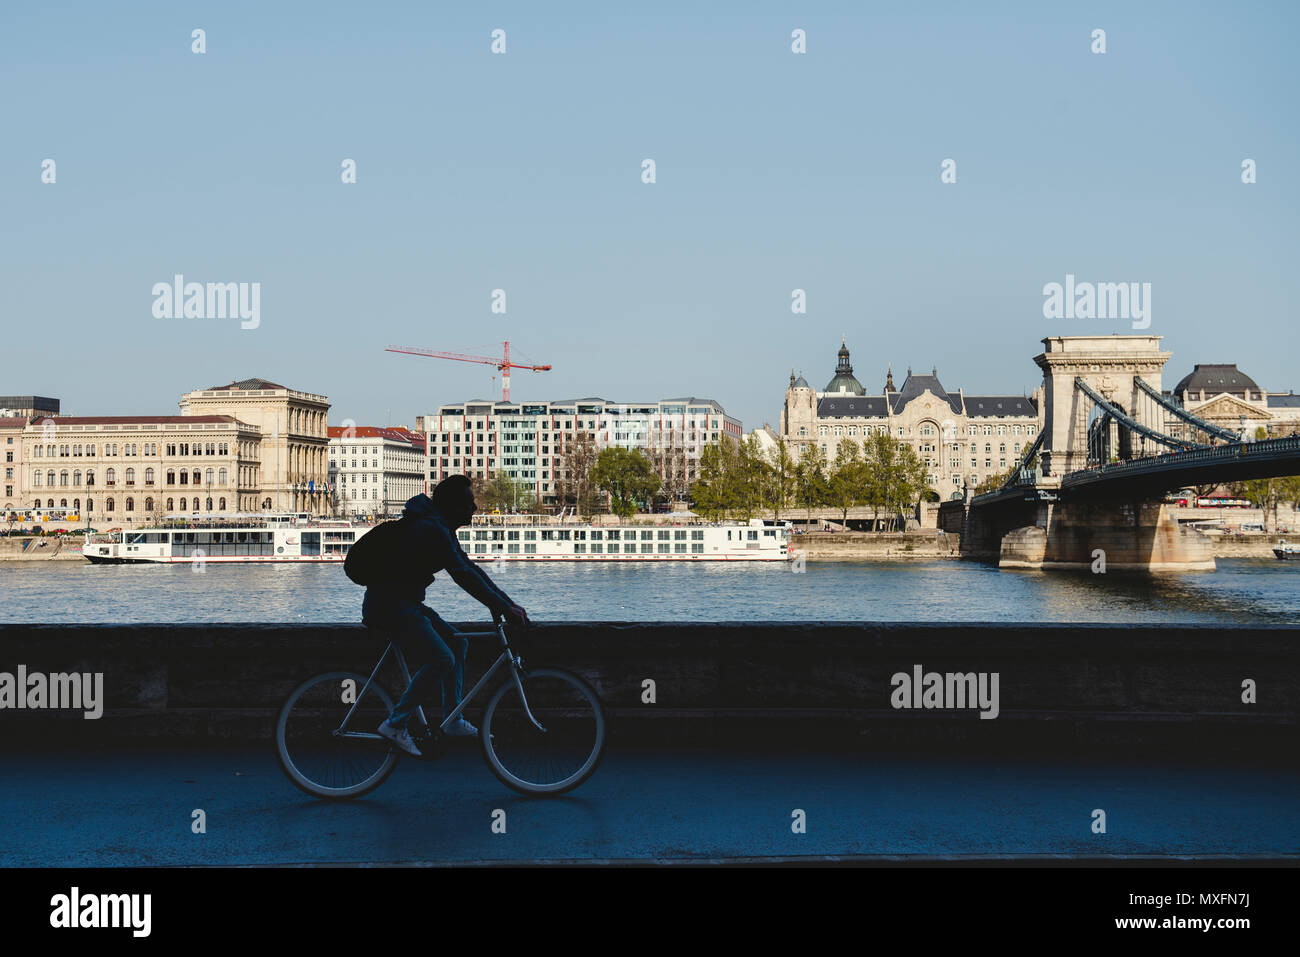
[384,341,551,403]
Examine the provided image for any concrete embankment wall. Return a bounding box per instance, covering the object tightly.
[0,623,1293,758]
[793,531,959,560]
[0,538,83,561]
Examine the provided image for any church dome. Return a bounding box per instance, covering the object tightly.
[823,337,866,395]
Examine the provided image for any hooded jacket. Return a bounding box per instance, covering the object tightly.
[365,493,516,610]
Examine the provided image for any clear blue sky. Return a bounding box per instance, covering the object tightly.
[3,1,1296,430]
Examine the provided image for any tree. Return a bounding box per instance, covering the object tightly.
[826,439,863,526]
[793,443,828,526]
[477,472,537,513]
[690,440,739,521]
[864,433,928,530]
[554,431,599,516]
[647,427,690,508]
[974,464,1018,495]
[592,447,660,519]
[764,438,796,521]
[732,435,771,522]
[1233,475,1300,530]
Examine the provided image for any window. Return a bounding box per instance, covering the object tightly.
[126,497,134,512]
[125,468,135,485]
[145,467,155,484]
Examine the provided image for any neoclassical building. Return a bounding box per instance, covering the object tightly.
[2,377,332,526]
[779,339,1045,498]
[1169,363,1300,439]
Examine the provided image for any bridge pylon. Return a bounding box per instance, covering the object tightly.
[1034,335,1171,478]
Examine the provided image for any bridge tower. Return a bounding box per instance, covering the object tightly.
[1034,335,1171,479]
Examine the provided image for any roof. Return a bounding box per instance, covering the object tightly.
[1267,393,1300,409]
[1173,364,1261,397]
[0,417,30,428]
[327,425,427,446]
[18,415,241,426]
[204,377,289,391]
[962,395,1038,417]
[890,373,963,416]
[818,396,890,418]
[824,372,866,395]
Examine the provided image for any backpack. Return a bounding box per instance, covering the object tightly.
[343,517,415,586]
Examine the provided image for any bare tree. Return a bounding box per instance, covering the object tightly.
[647,427,689,507]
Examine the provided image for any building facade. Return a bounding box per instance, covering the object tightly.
[2,377,334,525]
[326,425,426,519]
[779,340,1044,498]
[418,397,743,506]
[1169,364,1300,439]
[0,396,59,417]
[5,413,263,525]
[179,378,331,514]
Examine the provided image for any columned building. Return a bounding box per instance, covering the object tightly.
[780,339,1044,498]
[1169,364,1300,440]
[11,414,262,526]
[180,378,331,514]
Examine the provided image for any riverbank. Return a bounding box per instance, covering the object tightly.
[793,531,960,561]
[1,531,1292,562]
[0,538,84,561]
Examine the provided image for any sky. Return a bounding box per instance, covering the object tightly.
[2,1,1297,431]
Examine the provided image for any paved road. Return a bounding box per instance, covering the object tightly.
[1,744,1295,865]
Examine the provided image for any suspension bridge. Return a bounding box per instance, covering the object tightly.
[948,335,1300,570]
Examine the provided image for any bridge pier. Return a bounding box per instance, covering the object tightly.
[999,501,1215,572]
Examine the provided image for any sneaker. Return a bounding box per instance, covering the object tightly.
[443,717,478,737]
[378,719,422,757]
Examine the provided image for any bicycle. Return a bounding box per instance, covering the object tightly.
[274,613,606,799]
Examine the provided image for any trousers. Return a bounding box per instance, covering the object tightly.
[362,591,467,730]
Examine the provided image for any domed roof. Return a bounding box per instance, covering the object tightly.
[823,336,866,396]
[1174,364,1261,398]
[793,374,810,389]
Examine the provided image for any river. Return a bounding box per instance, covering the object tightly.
[2,559,1298,624]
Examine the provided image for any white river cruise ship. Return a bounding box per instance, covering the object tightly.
[81,512,790,564]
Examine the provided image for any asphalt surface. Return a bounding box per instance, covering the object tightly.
[1,744,1296,865]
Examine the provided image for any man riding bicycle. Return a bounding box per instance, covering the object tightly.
[363,475,528,757]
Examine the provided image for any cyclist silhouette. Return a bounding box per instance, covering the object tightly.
[363,475,528,757]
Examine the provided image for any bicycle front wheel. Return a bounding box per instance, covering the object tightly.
[275,671,400,800]
[480,667,606,795]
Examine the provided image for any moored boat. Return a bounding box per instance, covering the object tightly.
[82,512,790,563]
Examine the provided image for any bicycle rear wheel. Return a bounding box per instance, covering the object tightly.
[480,667,606,795]
[275,671,400,799]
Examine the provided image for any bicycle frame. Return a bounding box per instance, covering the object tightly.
[332,618,546,741]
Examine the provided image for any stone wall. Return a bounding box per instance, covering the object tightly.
[1,623,1293,757]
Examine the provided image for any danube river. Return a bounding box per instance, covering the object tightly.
[2,559,1299,624]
